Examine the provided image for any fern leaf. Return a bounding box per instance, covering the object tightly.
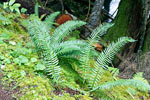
[54,40,87,56]
[79,45,92,80]
[51,20,86,43]
[90,79,150,92]
[79,23,113,81]
[96,37,135,69]
[89,23,114,43]
[26,20,61,83]
[90,37,135,88]
[44,11,60,29]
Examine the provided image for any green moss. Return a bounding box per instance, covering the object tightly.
[0,8,150,100]
[104,0,131,42]
[142,29,150,53]
[19,75,52,100]
[53,93,76,100]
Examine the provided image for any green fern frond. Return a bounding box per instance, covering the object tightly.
[79,45,92,80]
[44,50,61,82]
[51,20,86,44]
[79,23,113,81]
[90,37,135,88]
[96,37,135,69]
[54,40,87,56]
[89,23,114,43]
[90,79,150,92]
[26,20,61,83]
[133,72,149,84]
[44,11,60,29]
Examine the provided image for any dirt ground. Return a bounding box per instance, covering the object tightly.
[0,74,14,100]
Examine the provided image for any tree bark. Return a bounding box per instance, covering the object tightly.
[103,0,150,57]
[108,0,150,81]
[82,0,104,38]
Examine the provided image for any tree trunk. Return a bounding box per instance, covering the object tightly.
[108,0,150,81]
[82,0,104,38]
[104,0,150,57]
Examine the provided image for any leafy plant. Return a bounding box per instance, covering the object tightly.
[22,11,150,99]
[3,0,27,14]
[89,37,135,88]
[3,0,21,13]
[0,12,11,25]
[25,13,86,83]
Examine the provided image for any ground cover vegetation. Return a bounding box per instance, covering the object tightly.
[0,0,150,100]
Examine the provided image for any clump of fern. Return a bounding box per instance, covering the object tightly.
[24,12,87,84]
[24,12,150,98]
[79,22,150,95]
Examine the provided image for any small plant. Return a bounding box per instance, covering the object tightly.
[3,0,27,14]
[0,12,11,25]
[25,12,86,84]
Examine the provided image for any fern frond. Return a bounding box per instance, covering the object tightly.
[54,40,87,56]
[90,79,150,92]
[44,11,60,29]
[51,20,86,44]
[96,37,135,69]
[90,37,135,88]
[89,23,114,43]
[133,72,149,84]
[79,45,92,80]
[79,23,113,81]
[43,50,61,82]
[26,20,61,82]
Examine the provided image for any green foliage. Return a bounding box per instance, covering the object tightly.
[34,0,39,16]
[51,20,86,44]
[3,0,27,14]
[79,23,114,80]
[44,11,60,29]
[89,37,135,88]
[3,0,21,13]
[91,79,150,92]
[0,12,11,25]
[26,19,61,83]
[1,9,150,100]
[25,13,86,83]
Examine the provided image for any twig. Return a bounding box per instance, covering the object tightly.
[85,0,91,21]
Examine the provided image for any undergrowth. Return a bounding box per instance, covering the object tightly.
[0,8,150,100]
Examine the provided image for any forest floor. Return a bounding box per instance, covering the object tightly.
[0,74,16,100]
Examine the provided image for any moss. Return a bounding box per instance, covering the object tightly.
[19,75,52,100]
[53,93,76,100]
[74,94,93,100]
[0,8,150,100]
[103,0,132,42]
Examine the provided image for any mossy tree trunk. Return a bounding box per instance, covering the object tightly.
[106,0,150,79]
[104,0,150,57]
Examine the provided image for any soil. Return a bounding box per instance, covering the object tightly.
[0,74,17,100]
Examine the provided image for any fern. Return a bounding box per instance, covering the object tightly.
[25,14,87,83]
[89,23,114,43]
[90,79,150,92]
[90,37,135,88]
[79,23,114,81]
[26,19,61,83]
[51,20,86,44]
[54,40,86,56]
[44,11,60,29]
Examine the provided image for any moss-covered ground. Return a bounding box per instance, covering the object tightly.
[0,8,150,100]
